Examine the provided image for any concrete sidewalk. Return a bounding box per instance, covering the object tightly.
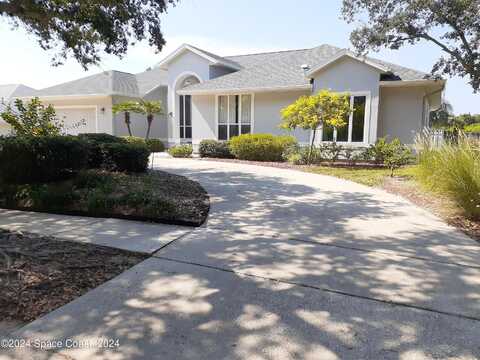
[0,209,192,254]
[3,159,480,359]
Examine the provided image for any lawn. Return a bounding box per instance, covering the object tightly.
[308,165,418,187]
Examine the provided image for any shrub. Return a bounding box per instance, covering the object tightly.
[78,133,127,168]
[0,136,88,184]
[123,136,146,146]
[285,145,323,165]
[146,138,165,153]
[383,139,413,176]
[416,135,480,219]
[168,144,193,158]
[228,134,297,162]
[101,143,150,172]
[77,133,126,144]
[320,142,344,164]
[361,137,390,163]
[199,140,233,158]
[1,98,62,136]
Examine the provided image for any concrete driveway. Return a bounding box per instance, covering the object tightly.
[5,159,480,360]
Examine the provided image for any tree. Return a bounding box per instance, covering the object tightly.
[0,0,176,69]
[113,100,163,139]
[1,97,63,136]
[342,0,480,91]
[280,90,351,164]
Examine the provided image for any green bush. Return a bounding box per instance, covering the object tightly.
[146,138,165,153]
[123,136,146,146]
[285,145,323,165]
[320,142,344,163]
[78,133,127,168]
[361,137,390,163]
[78,133,126,144]
[0,136,88,184]
[416,136,480,219]
[168,144,193,158]
[102,143,150,172]
[199,140,233,158]
[228,134,297,161]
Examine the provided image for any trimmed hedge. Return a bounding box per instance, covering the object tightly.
[0,136,88,184]
[80,133,149,172]
[228,134,297,161]
[146,138,165,153]
[102,143,150,172]
[199,139,233,158]
[168,144,193,158]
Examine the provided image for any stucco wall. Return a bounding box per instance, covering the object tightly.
[112,86,168,140]
[40,96,113,134]
[378,86,426,144]
[166,51,212,142]
[312,57,381,144]
[191,94,216,143]
[254,90,311,143]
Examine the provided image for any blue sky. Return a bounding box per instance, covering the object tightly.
[0,0,477,114]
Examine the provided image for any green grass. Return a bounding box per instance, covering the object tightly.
[308,165,418,187]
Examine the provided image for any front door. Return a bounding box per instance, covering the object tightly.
[179,95,192,140]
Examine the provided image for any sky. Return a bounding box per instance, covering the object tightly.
[0,0,477,114]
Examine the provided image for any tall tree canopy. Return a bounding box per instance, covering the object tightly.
[0,0,176,68]
[342,0,480,91]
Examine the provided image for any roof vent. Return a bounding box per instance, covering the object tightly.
[301,64,310,71]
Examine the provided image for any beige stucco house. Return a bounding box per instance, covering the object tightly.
[0,43,445,146]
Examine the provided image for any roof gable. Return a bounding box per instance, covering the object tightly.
[306,50,390,77]
[156,44,241,70]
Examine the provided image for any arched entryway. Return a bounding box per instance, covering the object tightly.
[174,73,201,141]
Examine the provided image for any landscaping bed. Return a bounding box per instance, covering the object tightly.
[0,169,210,227]
[0,229,148,323]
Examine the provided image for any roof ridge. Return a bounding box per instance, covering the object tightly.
[225,47,313,59]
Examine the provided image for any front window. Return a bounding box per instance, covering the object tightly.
[178,76,200,139]
[321,95,367,143]
[218,94,252,140]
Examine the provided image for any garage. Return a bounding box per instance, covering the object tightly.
[55,107,97,135]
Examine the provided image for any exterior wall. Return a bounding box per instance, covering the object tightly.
[40,96,113,134]
[254,90,311,143]
[378,86,426,144]
[191,94,216,143]
[166,51,212,143]
[312,57,381,144]
[0,123,10,135]
[112,86,168,140]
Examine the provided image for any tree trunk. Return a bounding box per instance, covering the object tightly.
[308,128,317,164]
[145,114,153,140]
[124,112,132,136]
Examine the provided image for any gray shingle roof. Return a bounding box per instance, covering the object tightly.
[0,84,36,101]
[29,69,167,98]
[181,44,430,93]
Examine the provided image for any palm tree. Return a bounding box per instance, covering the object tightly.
[113,100,163,139]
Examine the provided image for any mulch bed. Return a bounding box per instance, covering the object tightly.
[0,229,148,322]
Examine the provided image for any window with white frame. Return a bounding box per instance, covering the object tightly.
[217,94,252,140]
[321,95,367,143]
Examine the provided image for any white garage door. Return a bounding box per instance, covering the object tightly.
[56,108,97,135]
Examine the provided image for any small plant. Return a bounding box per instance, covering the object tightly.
[168,144,193,158]
[362,137,390,164]
[199,139,233,158]
[123,136,146,146]
[1,98,63,136]
[321,142,343,164]
[285,145,323,165]
[383,139,413,176]
[113,100,163,139]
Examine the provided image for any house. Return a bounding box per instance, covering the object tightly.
[3,43,445,146]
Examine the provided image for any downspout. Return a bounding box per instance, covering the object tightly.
[422,84,445,128]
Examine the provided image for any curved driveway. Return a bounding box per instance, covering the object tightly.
[8,158,480,360]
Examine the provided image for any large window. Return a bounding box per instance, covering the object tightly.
[321,95,367,143]
[218,94,252,140]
